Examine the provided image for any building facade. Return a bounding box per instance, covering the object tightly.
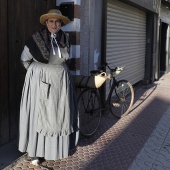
[59,0,161,94]
[1,0,170,146]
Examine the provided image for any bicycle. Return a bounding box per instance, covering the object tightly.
[74,63,134,137]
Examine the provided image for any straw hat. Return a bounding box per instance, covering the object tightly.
[40,9,70,26]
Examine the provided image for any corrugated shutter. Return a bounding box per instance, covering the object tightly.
[106,0,146,93]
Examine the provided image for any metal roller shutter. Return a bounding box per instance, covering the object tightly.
[106,0,146,94]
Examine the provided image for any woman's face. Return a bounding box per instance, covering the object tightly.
[46,18,61,34]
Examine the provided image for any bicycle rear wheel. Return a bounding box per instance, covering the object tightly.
[77,88,101,137]
[110,80,134,118]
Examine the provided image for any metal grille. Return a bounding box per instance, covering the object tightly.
[106,0,146,95]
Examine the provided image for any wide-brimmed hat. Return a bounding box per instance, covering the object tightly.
[40,9,70,26]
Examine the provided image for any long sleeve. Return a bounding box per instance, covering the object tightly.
[21,45,33,69]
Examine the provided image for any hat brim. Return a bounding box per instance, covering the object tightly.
[40,13,70,26]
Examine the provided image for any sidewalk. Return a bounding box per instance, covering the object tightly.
[0,140,23,169]
[3,72,170,170]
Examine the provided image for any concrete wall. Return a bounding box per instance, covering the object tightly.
[160,4,170,25]
[80,0,102,75]
[127,0,160,13]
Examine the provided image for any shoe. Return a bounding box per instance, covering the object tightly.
[31,157,40,166]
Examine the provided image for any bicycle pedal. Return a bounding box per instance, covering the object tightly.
[112,103,120,107]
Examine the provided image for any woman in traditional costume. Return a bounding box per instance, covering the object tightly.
[18,9,79,165]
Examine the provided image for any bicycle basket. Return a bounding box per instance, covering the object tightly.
[73,72,107,88]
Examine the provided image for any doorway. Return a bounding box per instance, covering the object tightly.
[0,0,56,146]
[159,22,169,76]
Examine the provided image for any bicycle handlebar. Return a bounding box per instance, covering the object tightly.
[98,62,125,72]
[97,62,109,70]
[90,63,125,78]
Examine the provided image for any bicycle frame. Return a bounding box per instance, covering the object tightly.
[77,63,133,116]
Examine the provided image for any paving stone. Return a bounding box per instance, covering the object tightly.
[4,73,170,170]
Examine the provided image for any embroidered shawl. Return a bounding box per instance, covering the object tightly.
[25,27,69,63]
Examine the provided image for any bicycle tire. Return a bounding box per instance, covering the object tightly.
[77,88,101,137]
[110,80,134,118]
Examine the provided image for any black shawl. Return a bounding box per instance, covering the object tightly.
[25,27,69,63]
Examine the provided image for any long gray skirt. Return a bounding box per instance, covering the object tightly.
[18,61,79,160]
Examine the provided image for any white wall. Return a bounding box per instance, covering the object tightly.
[56,0,80,5]
[56,0,81,75]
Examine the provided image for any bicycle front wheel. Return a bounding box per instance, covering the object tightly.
[77,88,101,137]
[110,80,134,118]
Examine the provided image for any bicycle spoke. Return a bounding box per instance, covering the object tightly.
[77,89,101,137]
[110,80,134,118]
